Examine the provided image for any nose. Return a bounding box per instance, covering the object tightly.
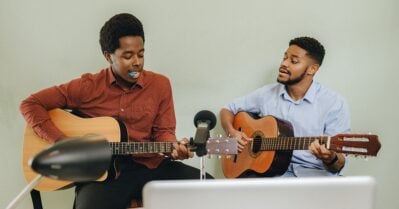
[132,55,140,66]
[281,58,289,67]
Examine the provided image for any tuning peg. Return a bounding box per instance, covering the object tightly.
[363,156,369,161]
[207,154,211,159]
[226,155,231,159]
[218,155,222,159]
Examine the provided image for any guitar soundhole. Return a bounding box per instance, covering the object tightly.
[252,135,262,154]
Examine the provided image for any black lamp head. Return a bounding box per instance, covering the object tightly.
[30,135,112,182]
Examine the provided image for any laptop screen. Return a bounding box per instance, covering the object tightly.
[143,176,375,209]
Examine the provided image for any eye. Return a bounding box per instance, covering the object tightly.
[122,53,133,59]
[291,59,299,64]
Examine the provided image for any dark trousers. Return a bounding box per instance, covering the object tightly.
[74,158,213,209]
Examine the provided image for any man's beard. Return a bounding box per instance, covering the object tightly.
[277,70,307,86]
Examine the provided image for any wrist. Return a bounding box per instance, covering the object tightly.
[225,127,236,136]
[324,153,338,166]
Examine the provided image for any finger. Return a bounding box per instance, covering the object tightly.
[308,144,316,155]
[319,145,331,155]
[178,143,191,160]
[172,141,184,160]
[188,150,194,158]
[179,143,189,158]
[309,141,324,159]
[179,138,189,145]
[238,144,245,153]
[315,141,324,154]
[309,141,318,155]
[171,150,178,159]
[238,137,249,146]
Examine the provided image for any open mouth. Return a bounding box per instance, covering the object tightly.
[128,70,141,79]
[278,68,290,75]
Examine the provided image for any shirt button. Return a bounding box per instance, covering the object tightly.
[121,108,124,112]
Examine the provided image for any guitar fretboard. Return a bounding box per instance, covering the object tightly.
[257,136,329,151]
[109,142,174,155]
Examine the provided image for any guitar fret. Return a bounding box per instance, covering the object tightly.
[148,142,153,153]
[260,136,328,151]
[110,139,235,155]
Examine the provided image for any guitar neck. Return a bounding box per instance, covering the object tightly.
[109,141,174,155]
[259,136,329,151]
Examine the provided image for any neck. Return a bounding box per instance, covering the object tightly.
[286,80,313,101]
[112,70,136,91]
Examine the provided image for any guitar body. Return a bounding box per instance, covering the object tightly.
[222,112,294,178]
[22,109,123,191]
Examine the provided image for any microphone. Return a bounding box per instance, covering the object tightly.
[192,110,217,156]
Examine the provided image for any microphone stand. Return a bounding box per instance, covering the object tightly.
[200,155,206,180]
[192,109,217,181]
[6,175,44,209]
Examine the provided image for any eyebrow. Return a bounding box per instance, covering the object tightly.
[285,53,299,58]
[122,49,145,54]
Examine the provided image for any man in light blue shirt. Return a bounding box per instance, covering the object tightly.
[220,37,350,177]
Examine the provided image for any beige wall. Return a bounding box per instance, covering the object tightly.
[1,0,398,208]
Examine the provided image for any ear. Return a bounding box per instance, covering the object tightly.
[103,51,113,64]
[307,64,319,76]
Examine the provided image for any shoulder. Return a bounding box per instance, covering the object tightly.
[80,68,108,82]
[317,83,345,99]
[79,68,109,85]
[60,68,108,93]
[315,82,348,108]
[253,83,282,96]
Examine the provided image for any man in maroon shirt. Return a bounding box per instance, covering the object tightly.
[20,13,212,209]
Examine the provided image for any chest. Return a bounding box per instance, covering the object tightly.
[260,99,328,136]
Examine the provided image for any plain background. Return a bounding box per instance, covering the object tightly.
[0,0,397,209]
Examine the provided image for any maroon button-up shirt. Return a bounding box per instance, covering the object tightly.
[20,68,176,168]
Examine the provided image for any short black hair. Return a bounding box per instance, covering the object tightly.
[99,13,145,53]
[289,37,325,66]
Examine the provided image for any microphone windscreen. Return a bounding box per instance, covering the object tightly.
[193,110,217,130]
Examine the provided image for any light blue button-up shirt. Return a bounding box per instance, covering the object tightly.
[225,81,351,176]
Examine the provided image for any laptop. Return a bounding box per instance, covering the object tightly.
[143,176,376,209]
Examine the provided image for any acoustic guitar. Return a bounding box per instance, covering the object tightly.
[22,108,237,191]
[221,112,381,178]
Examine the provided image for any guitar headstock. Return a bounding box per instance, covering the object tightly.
[329,134,381,156]
[206,137,238,156]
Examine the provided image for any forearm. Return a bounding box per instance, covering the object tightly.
[220,108,235,135]
[20,91,66,143]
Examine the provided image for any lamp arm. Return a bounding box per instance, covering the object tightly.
[6,175,44,209]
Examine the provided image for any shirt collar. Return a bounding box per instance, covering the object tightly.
[278,81,318,104]
[303,81,318,103]
[107,67,146,89]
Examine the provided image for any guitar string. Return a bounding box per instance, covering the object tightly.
[251,136,328,151]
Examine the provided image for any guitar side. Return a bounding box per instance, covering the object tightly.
[222,112,294,178]
[22,109,121,191]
